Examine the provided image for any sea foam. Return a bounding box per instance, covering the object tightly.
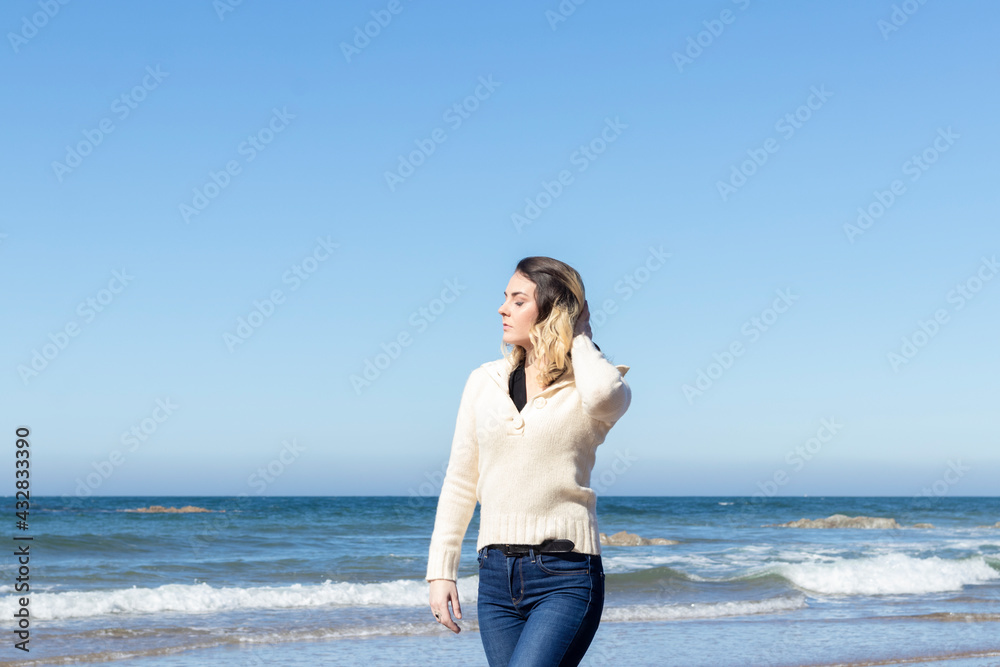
[0,576,481,621]
[601,596,806,622]
[775,553,999,595]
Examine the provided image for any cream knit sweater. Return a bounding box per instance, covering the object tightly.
[425,333,631,582]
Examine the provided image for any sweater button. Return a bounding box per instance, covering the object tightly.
[513,416,524,428]
[533,396,546,409]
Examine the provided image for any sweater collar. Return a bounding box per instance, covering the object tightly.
[479,356,576,395]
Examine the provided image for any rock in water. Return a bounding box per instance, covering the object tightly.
[123,505,215,513]
[766,514,900,529]
[599,530,677,546]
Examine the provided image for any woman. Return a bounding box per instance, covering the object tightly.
[426,256,632,666]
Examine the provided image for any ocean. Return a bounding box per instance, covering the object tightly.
[1,496,998,666]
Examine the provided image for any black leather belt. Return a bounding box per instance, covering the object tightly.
[486,539,575,556]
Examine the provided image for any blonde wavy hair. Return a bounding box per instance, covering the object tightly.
[500,256,586,387]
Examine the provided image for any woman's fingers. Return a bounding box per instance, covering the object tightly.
[575,299,592,338]
[435,603,461,634]
[429,580,462,634]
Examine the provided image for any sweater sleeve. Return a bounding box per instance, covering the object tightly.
[425,370,481,582]
[571,333,631,425]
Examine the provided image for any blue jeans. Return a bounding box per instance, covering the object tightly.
[476,545,604,666]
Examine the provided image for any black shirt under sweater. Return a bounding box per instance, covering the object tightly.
[508,342,599,412]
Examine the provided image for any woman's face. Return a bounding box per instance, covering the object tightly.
[498,272,539,351]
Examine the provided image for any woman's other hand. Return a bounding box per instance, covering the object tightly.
[428,579,462,633]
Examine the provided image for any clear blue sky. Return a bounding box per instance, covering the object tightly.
[2,1,997,497]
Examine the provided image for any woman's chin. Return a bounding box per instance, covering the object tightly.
[502,333,523,347]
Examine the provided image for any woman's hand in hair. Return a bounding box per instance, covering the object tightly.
[428,579,462,633]
[573,299,592,339]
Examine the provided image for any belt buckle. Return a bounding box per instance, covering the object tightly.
[539,538,575,553]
